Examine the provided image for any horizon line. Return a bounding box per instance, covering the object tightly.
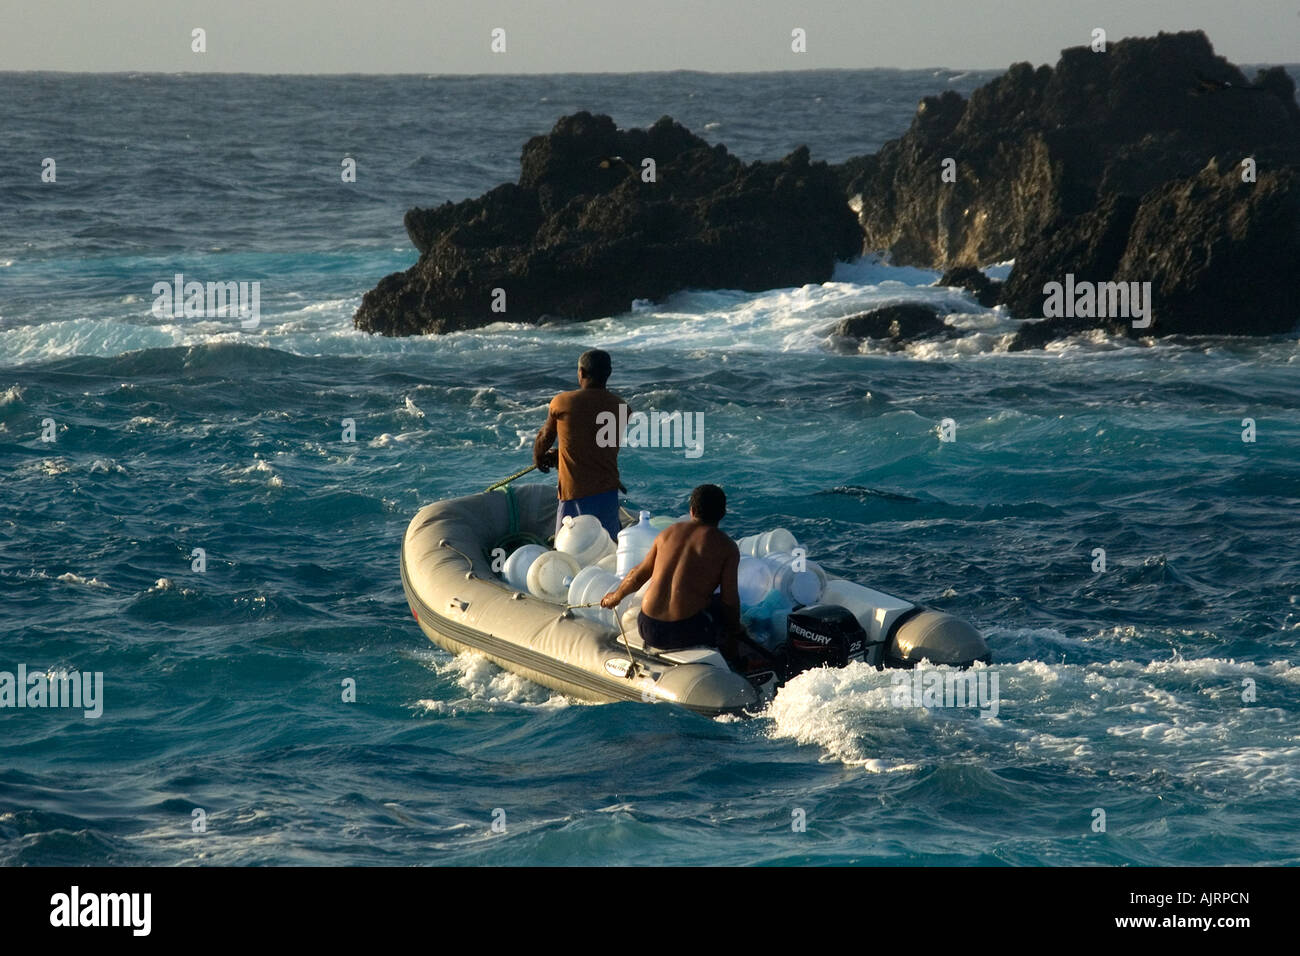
[5,60,1297,79]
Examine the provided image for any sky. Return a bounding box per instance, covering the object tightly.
[1,0,1297,72]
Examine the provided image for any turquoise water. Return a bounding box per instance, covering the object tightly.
[2,73,1299,866]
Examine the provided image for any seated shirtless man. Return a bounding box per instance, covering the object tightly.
[600,483,747,661]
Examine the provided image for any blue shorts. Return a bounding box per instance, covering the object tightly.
[556,488,621,542]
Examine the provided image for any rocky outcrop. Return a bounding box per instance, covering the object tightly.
[843,31,1300,271]
[840,30,1300,345]
[1111,162,1300,336]
[1007,316,1108,352]
[356,32,1300,345]
[999,193,1141,320]
[937,266,1001,308]
[1005,162,1300,343]
[829,304,952,349]
[354,112,861,335]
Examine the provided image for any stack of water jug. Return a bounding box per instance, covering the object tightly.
[734,529,828,647]
[498,512,826,648]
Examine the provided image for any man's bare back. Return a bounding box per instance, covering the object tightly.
[636,520,739,620]
[600,484,748,658]
[601,517,742,636]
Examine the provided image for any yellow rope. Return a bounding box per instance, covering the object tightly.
[483,464,537,493]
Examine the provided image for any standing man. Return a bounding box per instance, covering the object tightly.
[534,348,625,541]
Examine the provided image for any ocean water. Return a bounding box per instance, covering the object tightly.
[2,72,1299,867]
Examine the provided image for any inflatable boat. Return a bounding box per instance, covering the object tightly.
[401,483,989,717]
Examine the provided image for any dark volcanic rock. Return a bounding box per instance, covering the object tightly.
[1007,316,1116,351]
[831,304,951,347]
[1003,162,1300,341]
[999,193,1142,319]
[355,112,861,335]
[836,30,1300,346]
[937,266,1002,307]
[843,31,1300,272]
[1113,161,1300,335]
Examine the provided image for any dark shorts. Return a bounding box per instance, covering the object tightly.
[556,488,621,542]
[638,596,725,652]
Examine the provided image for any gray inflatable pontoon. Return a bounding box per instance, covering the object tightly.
[401,483,989,717]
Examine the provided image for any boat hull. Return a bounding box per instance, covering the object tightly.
[401,483,990,716]
[400,484,760,716]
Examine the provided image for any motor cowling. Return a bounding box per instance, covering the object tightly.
[785,604,876,675]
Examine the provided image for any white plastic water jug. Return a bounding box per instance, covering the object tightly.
[502,543,547,591]
[555,514,615,567]
[648,514,677,531]
[738,528,800,558]
[619,604,640,637]
[616,510,659,576]
[764,551,826,606]
[527,550,582,602]
[618,590,644,637]
[737,555,774,608]
[566,565,623,628]
[594,551,618,573]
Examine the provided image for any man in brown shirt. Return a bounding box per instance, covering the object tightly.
[533,349,626,540]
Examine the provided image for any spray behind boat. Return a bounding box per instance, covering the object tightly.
[742,591,990,695]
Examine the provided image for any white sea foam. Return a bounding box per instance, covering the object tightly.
[55,572,109,589]
[8,257,1294,367]
[228,458,283,488]
[762,662,928,771]
[414,699,464,716]
[760,654,1300,789]
[431,652,575,710]
[369,431,422,447]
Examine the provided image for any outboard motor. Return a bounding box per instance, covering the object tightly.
[785,604,880,675]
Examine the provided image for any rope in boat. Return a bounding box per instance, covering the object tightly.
[612,603,639,680]
[484,462,628,495]
[567,600,639,680]
[483,464,537,493]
